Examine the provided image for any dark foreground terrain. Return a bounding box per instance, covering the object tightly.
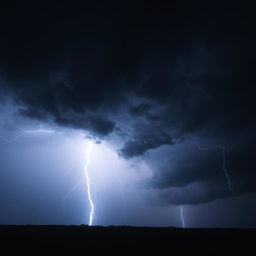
[0,225,254,254]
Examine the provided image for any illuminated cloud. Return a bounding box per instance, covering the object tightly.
[0,2,255,226]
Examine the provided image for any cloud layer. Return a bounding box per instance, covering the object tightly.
[0,2,255,204]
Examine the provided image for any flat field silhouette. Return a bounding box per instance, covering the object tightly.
[0,225,254,254]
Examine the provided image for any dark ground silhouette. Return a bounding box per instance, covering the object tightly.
[0,225,254,254]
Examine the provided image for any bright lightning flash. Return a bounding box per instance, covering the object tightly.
[84,140,94,226]
[0,128,96,226]
[62,141,128,226]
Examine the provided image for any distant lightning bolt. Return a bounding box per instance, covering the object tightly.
[189,141,235,195]
[84,140,94,226]
[220,146,235,195]
[179,206,185,228]
[175,138,236,228]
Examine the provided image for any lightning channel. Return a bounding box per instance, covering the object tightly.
[84,140,94,226]
[179,206,185,228]
[189,140,236,195]
[176,138,236,228]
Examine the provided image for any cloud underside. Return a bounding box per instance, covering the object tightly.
[0,3,255,204]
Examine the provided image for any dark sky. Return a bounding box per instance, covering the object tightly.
[0,1,255,227]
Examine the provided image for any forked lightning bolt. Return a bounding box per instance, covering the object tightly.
[84,140,94,226]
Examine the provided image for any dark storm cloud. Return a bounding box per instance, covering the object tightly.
[121,131,173,158]
[129,103,152,117]
[0,2,255,204]
[129,103,160,121]
[145,134,256,205]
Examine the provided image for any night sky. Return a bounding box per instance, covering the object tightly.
[0,1,255,227]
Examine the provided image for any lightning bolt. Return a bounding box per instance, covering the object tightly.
[179,206,185,228]
[190,141,235,195]
[177,138,239,228]
[0,129,96,225]
[62,142,127,225]
[84,140,94,226]
[176,138,236,228]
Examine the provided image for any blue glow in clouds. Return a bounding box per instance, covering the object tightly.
[0,124,185,227]
[0,128,96,225]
